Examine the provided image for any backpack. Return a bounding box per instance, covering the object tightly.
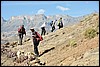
[18,26,25,34]
[58,19,63,27]
[18,27,22,33]
[59,22,63,27]
[36,32,43,41]
[50,22,53,26]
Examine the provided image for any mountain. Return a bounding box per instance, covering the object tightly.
[1,14,83,33]
[1,13,99,66]
[1,17,7,25]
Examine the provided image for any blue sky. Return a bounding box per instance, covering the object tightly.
[1,1,99,20]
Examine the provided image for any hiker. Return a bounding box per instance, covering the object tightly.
[57,18,63,29]
[18,25,26,45]
[50,20,57,32]
[41,22,46,36]
[30,28,43,56]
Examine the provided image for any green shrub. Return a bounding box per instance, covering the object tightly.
[69,39,77,47]
[84,28,97,39]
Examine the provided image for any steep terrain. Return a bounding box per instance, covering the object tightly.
[1,14,83,45]
[1,13,99,66]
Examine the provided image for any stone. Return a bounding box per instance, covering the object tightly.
[4,42,10,45]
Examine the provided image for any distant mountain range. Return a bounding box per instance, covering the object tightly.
[2,12,98,37]
[1,14,83,33]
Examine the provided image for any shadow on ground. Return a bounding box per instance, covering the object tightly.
[39,47,55,57]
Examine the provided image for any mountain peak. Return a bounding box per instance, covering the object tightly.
[1,17,6,22]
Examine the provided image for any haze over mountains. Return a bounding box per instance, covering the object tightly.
[1,14,83,33]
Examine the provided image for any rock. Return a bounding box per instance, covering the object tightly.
[4,45,10,48]
[12,57,17,62]
[40,61,46,65]
[7,51,17,58]
[63,32,65,34]
[24,56,28,60]
[17,51,21,58]
[55,35,59,37]
[10,41,18,46]
[28,56,35,61]
[29,60,36,66]
[1,46,6,54]
[34,58,40,63]
[29,60,41,66]
[15,55,25,63]
[4,42,10,45]
[34,63,41,66]
[24,38,30,42]
[29,58,40,65]
[24,52,36,61]
[17,51,24,58]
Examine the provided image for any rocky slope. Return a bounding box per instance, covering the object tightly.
[1,13,99,66]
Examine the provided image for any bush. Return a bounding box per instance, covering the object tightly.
[69,39,77,47]
[84,28,97,39]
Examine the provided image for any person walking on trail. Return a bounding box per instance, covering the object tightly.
[57,18,63,29]
[41,22,46,36]
[30,28,43,57]
[50,20,57,32]
[18,25,26,45]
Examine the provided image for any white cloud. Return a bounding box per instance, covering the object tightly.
[85,1,89,4]
[56,5,70,11]
[37,9,45,14]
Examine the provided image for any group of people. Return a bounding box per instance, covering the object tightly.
[41,17,63,36]
[51,17,63,30]
[17,17,63,57]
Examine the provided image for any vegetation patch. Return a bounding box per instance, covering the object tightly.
[69,39,77,47]
[84,28,97,39]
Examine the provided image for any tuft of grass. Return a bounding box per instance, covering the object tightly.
[69,39,77,47]
[84,28,97,39]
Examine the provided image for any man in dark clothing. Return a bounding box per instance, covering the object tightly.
[41,27,46,36]
[18,25,26,45]
[50,20,57,32]
[30,28,43,56]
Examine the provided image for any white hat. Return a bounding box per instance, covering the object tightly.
[30,28,34,30]
[30,28,35,31]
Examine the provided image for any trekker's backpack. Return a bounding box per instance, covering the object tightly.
[59,22,63,27]
[50,22,53,26]
[18,27,22,33]
[18,26,26,34]
[36,32,43,41]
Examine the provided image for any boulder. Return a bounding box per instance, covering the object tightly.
[4,42,10,45]
[6,51,17,58]
[24,38,30,42]
[10,41,18,46]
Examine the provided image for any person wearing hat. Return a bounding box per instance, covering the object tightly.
[30,28,43,57]
[57,18,63,29]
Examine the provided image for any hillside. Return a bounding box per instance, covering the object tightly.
[1,13,99,66]
[1,14,83,45]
